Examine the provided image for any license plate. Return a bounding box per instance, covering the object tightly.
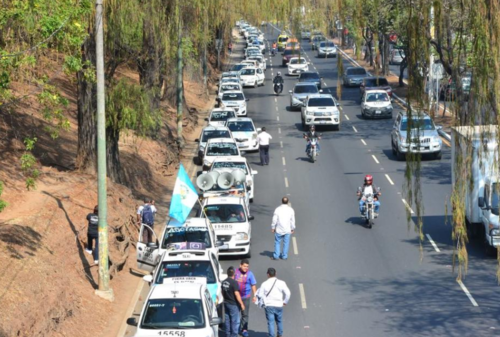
[375,110,381,114]
[319,121,326,124]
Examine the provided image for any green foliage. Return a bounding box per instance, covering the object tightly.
[20,137,40,191]
[0,181,7,212]
[37,84,71,139]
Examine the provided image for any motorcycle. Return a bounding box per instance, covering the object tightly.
[274,83,283,95]
[358,187,381,228]
[306,137,319,162]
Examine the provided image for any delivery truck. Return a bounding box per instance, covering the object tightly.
[451,125,500,254]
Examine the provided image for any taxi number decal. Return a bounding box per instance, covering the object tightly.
[215,224,233,230]
[157,331,186,336]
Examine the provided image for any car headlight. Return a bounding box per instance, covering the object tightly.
[306,110,313,115]
[491,229,500,236]
[203,159,211,166]
[236,232,249,240]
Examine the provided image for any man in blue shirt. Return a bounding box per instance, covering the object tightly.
[234,259,257,337]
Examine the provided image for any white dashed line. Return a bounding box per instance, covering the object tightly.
[425,234,441,252]
[384,174,394,185]
[284,177,289,188]
[344,114,350,120]
[276,106,278,111]
[323,82,327,87]
[371,155,380,164]
[278,128,281,134]
[457,280,479,307]
[361,139,367,146]
[402,199,414,214]
[352,126,358,133]
[292,237,298,255]
[299,284,307,309]
[275,98,277,103]
[280,141,283,148]
[277,116,280,121]
[282,157,286,166]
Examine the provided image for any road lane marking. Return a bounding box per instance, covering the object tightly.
[371,155,380,164]
[276,106,278,111]
[275,98,277,103]
[344,114,349,120]
[402,199,414,214]
[278,128,281,134]
[385,174,394,185]
[292,237,298,255]
[425,234,440,252]
[280,141,283,148]
[282,157,286,166]
[323,82,327,87]
[457,280,479,307]
[277,116,280,121]
[361,139,367,146]
[299,284,307,309]
[284,177,289,188]
[352,126,358,133]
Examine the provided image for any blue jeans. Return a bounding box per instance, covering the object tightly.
[359,200,380,213]
[224,303,240,337]
[274,233,290,259]
[306,142,321,153]
[265,306,283,337]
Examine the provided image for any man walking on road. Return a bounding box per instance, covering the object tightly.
[271,197,295,260]
[222,266,245,337]
[234,259,257,337]
[256,268,291,337]
[257,127,272,166]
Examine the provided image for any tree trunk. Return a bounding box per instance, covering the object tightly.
[106,127,123,184]
[399,56,408,87]
[176,22,184,148]
[382,34,390,76]
[75,34,97,173]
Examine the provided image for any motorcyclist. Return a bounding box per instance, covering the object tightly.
[273,72,284,93]
[303,125,321,154]
[357,175,381,217]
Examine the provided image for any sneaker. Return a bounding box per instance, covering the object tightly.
[94,260,98,264]
[375,213,379,218]
[241,331,249,337]
[85,249,92,255]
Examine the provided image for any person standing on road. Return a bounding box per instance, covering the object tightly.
[86,205,99,264]
[257,127,272,166]
[271,197,295,260]
[222,266,245,337]
[256,268,291,337]
[137,198,157,243]
[234,259,257,337]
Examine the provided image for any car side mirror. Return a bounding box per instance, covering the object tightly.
[248,215,255,221]
[478,197,485,208]
[336,102,340,106]
[195,139,199,142]
[436,125,443,130]
[289,90,293,94]
[143,274,153,283]
[126,317,138,327]
[216,240,224,247]
[257,128,262,132]
[319,89,323,93]
[204,118,209,121]
[251,170,258,175]
[246,98,250,101]
[210,317,223,326]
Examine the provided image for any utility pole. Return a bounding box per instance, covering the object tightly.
[95,0,114,302]
[428,4,435,114]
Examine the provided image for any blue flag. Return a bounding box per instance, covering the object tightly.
[169,164,199,224]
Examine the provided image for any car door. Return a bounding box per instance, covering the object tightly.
[136,224,160,272]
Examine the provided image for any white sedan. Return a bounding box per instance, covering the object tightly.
[287,57,309,76]
[217,82,243,100]
[239,67,265,88]
[225,117,260,151]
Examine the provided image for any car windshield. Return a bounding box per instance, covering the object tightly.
[320,42,335,47]
[491,183,500,216]
[155,261,216,284]
[163,227,212,249]
[290,58,307,65]
[294,85,318,94]
[222,93,244,101]
[308,97,335,107]
[212,162,248,174]
[278,37,288,42]
[313,36,325,41]
[300,72,320,80]
[206,143,239,156]
[283,49,301,56]
[366,93,389,102]
[204,204,246,223]
[201,130,231,142]
[365,78,389,86]
[227,121,255,132]
[400,117,435,131]
[347,68,367,75]
[141,299,205,329]
[231,64,246,72]
[240,68,255,76]
[210,111,235,121]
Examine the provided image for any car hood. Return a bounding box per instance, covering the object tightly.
[365,101,392,108]
[288,63,308,69]
[346,74,367,80]
[305,106,339,114]
[222,100,245,106]
[400,129,439,139]
[231,131,256,140]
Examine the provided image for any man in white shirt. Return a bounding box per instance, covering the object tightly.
[255,268,290,337]
[257,127,272,166]
[136,198,158,243]
[271,197,295,260]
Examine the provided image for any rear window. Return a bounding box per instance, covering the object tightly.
[240,68,255,76]
[206,143,239,156]
[346,68,367,75]
[290,58,307,65]
[210,110,236,121]
[365,78,389,86]
[294,85,318,94]
[201,130,231,142]
[227,121,255,132]
[300,72,320,80]
[283,49,301,56]
[308,97,335,107]
[319,42,335,47]
[278,36,288,42]
[222,93,244,101]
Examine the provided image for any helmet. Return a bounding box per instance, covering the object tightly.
[310,125,315,131]
[364,175,373,185]
[277,72,281,76]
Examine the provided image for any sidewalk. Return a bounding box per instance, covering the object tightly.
[332,37,455,140]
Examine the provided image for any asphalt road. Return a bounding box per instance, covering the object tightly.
[123,27,500,337]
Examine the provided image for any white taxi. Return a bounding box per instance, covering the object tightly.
[207,108,236,127]
[219,91,248,117]
[239,67,265,88]
[225,117,260,152]
[208,156,258,202]
[287,57,309,76]
[129,280,222,337]
[202,138,241,170]
[217,82,243,100]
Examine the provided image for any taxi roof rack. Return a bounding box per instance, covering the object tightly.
[167,250,207,257]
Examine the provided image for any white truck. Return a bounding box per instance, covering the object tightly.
[451,125,500,254]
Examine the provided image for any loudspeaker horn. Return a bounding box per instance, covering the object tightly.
[207,171,220,183]
[232,169,246,185]
[196,173,215,191]
[217,172,235,189]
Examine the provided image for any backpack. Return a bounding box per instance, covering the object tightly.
[142,204,155,225]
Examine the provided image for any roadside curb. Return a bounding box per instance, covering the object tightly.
[335,45,452,139]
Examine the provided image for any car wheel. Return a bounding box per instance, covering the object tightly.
[434,151,442,160]
[250,198,254,203]
[396,148,405,161]
[391,141,397,155]
[334,124,340,131]
[361,110,365,118]
[254,81,257,88]
[301,118,305,128]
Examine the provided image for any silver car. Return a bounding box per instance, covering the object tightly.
[289,83,321,111]
[317,41,337,58]
[342,67,369,87]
